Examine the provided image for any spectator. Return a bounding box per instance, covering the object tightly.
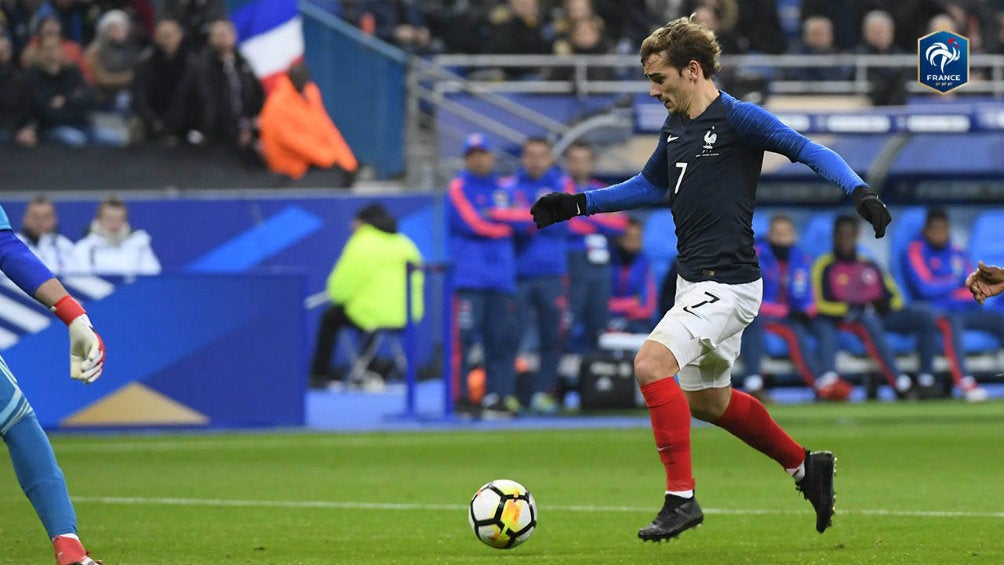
[159,0,227,51]
[552,16,616,81]
[486,0,554,78]
[83,10,139,109]
[590,0,652,48]
[563,141,626,354]
[73,196,161,275]
[505,137,572,415]
[901,208,993,402]
[608,217,658,333]
[800,0,872,52]
[812,215,940,399]
[738,215,853,403]
[132,18,198,144]
[187,19,264,155]
[445,133,523,418]
[308,203,423,389]
[361,0,432,53]
[419,0,494,53]
[1,34,36,148]
[690,3,744,54]
[34,0,99,45]
[786,15,850,81]
[734,0,787,54]
[16,195,77,274]
[258,62,359,185]
[855,10,908,106]
[24,35,125,147]
[19,15,89,81]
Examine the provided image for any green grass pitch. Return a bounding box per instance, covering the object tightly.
[1,401,1002,564]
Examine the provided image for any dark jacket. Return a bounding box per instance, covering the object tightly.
[24,63,93,129]
[186,49,264,145]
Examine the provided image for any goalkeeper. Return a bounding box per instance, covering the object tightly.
[0,204,106,565]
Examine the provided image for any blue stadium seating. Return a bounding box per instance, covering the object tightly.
[888,206,928,304]
[968,209,1004,316]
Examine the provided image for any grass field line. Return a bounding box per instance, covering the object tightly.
[52,435,497,452]
[71,496,1004,519]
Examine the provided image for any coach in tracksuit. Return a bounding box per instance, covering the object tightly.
[739,215,852,401]
[902,207,993,401]
[504,137,573,414]
[563,141,628,354]
[445,133,524,416]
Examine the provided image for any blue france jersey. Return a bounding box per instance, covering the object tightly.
[589,91,864,284]
[0,204,10,231]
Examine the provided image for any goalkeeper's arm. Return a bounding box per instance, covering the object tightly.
[0,230,106,383]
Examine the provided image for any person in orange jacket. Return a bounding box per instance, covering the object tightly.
[259,62,358,184]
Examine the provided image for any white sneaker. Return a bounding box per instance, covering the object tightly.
[960,376,988,403]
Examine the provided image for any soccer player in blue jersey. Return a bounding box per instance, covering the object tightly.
[531,16,891,541]
[0,203,106,564]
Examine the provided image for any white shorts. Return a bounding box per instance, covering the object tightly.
[646,276,762,391]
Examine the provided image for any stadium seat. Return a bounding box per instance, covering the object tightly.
[888,206,927,304]
[968,210,1004,269]
[338,329,409,387]
[800,211,837,261]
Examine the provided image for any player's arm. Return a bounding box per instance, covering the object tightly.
[531,132,671,229]
[0,230,105,383]
[730,102,891,237]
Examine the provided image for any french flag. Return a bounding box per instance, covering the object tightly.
[227,0,304,93]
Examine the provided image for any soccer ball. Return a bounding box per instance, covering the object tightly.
[468,479,537,549]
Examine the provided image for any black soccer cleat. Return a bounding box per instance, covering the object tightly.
[796,449,836,533]
[637,494,704,542]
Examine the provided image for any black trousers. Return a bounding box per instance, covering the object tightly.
[310,304,366,376]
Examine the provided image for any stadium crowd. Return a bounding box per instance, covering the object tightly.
[327,0,1004,59]
[1,0,358,184]
[439,132,1001,418]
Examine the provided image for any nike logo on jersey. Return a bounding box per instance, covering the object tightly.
[667,135,680,143]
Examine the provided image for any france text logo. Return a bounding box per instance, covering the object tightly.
[918,30,969,94]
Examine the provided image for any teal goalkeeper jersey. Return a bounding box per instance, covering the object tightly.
[0,204,10,231]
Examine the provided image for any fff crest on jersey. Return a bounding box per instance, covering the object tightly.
[918,30,969,94]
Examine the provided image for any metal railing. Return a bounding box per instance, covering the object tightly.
[405,52,1004,189]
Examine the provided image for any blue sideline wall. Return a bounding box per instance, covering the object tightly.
[0,193,444,429]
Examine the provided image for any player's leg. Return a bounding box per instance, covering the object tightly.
[482,291,520,417]
[564,251,589,354]
[308,304,352,388]
[0,359,98,564]
[530,276,563,413]
[634,276,712,542]
[685,337,836,533]
[634,340,703,541]
[454,290,488,415]
[736,315,769,399]
[883,304,939,392]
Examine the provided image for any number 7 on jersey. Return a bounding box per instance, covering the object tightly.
[674,162,687,194]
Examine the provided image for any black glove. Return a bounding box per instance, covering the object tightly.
[851,185,891,238]
[530,192,586,229]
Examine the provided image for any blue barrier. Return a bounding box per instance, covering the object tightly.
[299,1,407,178]
[8,274,306,429]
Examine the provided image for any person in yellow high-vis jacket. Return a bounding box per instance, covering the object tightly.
[309,204,423,388]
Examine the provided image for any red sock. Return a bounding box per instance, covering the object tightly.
[715,390,805,470]
[640,378,694,492]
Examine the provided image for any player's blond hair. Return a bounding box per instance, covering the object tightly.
[640,16,722,78]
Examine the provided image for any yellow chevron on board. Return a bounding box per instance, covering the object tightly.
[61,382,209,427]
